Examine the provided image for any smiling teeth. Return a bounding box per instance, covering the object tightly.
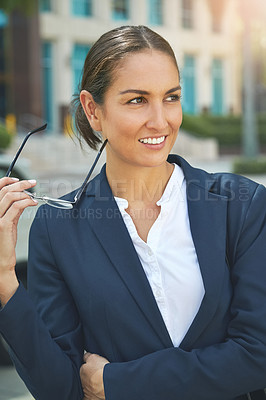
[139,136,165,144]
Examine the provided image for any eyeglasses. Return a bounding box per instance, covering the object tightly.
[5,124,108,209]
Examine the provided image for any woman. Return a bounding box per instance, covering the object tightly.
[0,26,266,400]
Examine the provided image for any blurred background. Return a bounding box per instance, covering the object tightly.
[0,0,266,398]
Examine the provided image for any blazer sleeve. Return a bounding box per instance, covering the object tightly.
[0,206,84,400]
[103,183,266,400]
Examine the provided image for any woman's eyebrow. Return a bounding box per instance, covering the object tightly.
[166,85,181,94]
[119,89,149,95]
[119,86,181,96]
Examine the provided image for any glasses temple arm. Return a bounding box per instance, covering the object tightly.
[74,139,108,203]
[5,123,47,177]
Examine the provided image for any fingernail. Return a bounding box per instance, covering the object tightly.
[32,198,38,204]
[28,179,36,184]
[10,177,19,181]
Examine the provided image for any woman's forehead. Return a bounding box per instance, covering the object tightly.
[110,50,180,90]
[115,49,177,71]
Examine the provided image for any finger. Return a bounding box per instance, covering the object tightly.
[2,198,38,224]
[0,179,37,202]
[0,191,37,218]
[0,177,19,190]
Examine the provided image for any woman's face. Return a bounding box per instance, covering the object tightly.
[93,50,182,170]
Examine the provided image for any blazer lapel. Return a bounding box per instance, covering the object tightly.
[169,155,229,349]
[85,167,173,348]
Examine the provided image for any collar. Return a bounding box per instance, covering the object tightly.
[157,164,184,206]
[114,164,184,211]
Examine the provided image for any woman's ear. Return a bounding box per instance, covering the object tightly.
[80,90,102,132]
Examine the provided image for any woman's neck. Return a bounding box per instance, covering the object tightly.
[106,158,174,205]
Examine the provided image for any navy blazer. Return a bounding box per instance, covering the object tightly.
[0,155,266,400]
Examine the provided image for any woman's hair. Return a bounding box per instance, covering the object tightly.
[71,25,179,150]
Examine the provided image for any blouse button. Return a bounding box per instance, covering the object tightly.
[147,248,153,256]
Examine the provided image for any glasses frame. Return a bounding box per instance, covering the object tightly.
[5,124,108,209]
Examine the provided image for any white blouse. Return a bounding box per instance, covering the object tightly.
[115,164,205,347]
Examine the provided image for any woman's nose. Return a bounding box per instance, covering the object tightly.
[145,103,168,131]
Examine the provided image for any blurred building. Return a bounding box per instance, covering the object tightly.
[0,4,43,131]
[1,0,241,132]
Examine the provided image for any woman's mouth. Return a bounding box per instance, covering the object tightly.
[139,136,166,145]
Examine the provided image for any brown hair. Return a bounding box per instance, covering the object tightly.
[71,25,180,150]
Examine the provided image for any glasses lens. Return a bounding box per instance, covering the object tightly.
[43,197,73,209]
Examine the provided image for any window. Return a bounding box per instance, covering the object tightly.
[148,0,163,25]
[112,0,129,21]
[39,0,52,12]
[72,44,90,93]
[208,1,224,33]
[212,58,224,114]
[182,0,193,29]
[182,55,196,114]
[0,10,8,27]
[72,0,92,17]
[42,42,53,128]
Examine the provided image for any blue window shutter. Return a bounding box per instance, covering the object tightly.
[148,0,162,25]
[72,44,90,94]
[212,58,224,114]
[72,0,92,16]
[112,0,129,21]
[182,55,196,114]
[42,42,53,129]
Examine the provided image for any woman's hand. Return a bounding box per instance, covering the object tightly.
[0,177,38,306]
[80,352,109,400]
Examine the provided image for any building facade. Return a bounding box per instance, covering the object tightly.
[2,0,241,132]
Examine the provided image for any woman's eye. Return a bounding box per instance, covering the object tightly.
[165,94,181,102]
[128,97,145,104]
